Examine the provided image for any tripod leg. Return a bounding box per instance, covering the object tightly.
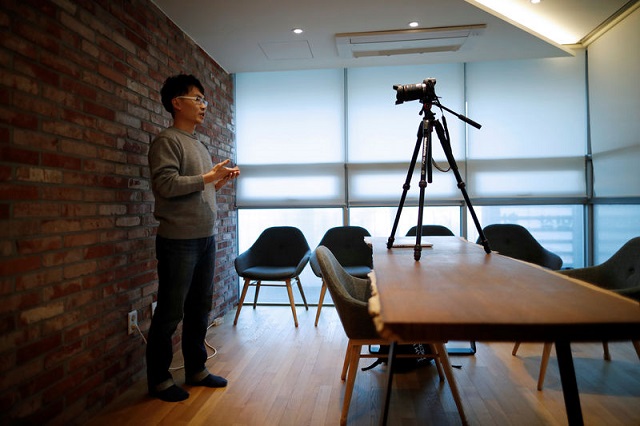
[387,122,424,249]
[414,117,434,261]
[434,119,491,253]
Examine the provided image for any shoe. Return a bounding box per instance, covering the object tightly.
[186,373,227,388]
[149,384,189,402]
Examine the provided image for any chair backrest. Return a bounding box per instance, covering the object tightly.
[314,246,379,340]
[317,226,372,268]
[406,225,454,237]
[562,237,640,300]
[480,224,563,270]
[248,226,311,267]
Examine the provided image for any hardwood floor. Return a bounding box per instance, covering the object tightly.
[89,306,640,425]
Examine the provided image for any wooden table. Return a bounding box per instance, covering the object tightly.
[367,236,640,426]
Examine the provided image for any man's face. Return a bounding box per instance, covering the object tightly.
[173,86,207,125]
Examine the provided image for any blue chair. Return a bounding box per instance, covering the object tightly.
[406,224,455,237]
[234,226,311,327]
[480,224,563,270]
[519,237,640,390]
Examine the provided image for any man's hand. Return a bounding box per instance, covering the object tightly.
[203,159,240,188]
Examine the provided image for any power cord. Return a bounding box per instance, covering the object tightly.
[170,322,219,371]
[133,323,148,344]
[133,320,219,371]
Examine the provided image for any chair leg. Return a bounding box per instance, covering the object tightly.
[285,279,299,327]
[537,342,553,391]
[252,280,261,309]
[295,276,309,310]
[341,342,351,381]
[233,278,251,325]
[512,342,521,356]
[602,341,611,361]
[314,281,327,326]
[341,343,362,426]
[633,341,640,360]
[433,343,468,426]
[428,343,445,381]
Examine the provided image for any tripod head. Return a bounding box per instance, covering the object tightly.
[394,78,482,130]
[419,100,436,119]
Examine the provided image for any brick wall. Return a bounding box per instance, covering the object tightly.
[0,0,237,424]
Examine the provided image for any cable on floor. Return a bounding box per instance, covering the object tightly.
[132,319,219,371]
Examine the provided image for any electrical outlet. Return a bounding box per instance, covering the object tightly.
[151,301,157,317]
[128,310,138,335]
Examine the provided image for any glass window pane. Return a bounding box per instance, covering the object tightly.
[347,64,466,164]
[465,54,587,198]
[466,205,584,268]
[348,163,463,202]
[466,54,587,160]
[589,12,640,197]
[594,204,640,264]
[236,164,345,206]
[592,146,640,197]
[350,206,461,238]
[237,208,343,305]
[467,158,585,197]
[236,69,344,165]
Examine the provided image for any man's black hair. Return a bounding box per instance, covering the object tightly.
[160,74,205,116]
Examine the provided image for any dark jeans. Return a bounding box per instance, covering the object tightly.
[146,235,216,391]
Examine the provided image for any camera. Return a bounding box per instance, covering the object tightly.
[393,78,437,105]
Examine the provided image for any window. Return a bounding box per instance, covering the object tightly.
[235,56,594,303]
[466,205,584,268]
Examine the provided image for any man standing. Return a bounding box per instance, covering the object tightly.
[146,74,240,402]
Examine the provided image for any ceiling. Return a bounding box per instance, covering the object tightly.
[152,0,635,74]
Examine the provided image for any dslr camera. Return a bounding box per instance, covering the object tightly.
[393,78,437,105]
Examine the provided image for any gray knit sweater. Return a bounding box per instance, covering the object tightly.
[148,127,217,239]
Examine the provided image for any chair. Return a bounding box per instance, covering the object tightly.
[309,226,373,326]
[314,245,467,425]
[406,224,455,237]
[517,237,640,390]
[407,224,478,355]
[479,223,563,270]
[480,224,565,387]
[233,226,311,327]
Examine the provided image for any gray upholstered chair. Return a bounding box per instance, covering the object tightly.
[516,237,640,390]
[560,237,640,300]
[309,226,373,326]
[479,223,563,270]
[405,224,455,237]
[480,224,565,387]
[314,245,467,425]
[233,226,311,327]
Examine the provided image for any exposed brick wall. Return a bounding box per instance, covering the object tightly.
[0,0,237,424]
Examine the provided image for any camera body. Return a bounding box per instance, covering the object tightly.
[393,78,437,105]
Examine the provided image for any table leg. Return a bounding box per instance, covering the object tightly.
[380,341,397,426]
[555,340,584,426]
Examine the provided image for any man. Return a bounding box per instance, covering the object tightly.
[146,74,240,402]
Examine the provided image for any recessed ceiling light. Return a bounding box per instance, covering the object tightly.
[292,28,304,34]
[530,0,541,4]
[409,21,419,28]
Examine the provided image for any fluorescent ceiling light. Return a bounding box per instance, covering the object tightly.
[468,0,579,44]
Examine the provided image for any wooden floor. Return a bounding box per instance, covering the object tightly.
[89,306,640,426]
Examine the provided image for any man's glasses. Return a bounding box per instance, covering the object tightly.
[175,96,209,107]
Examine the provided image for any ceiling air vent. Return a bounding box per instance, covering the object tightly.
[336,24,486,58]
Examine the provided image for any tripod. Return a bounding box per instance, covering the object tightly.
[387,100,491,260]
